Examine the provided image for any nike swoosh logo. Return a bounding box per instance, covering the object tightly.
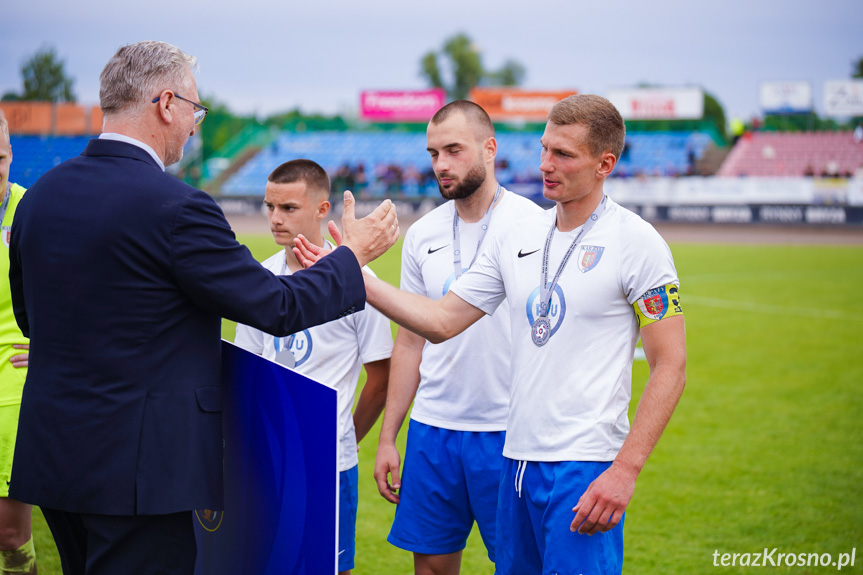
[428,245,449,254]
[518,248,540,258]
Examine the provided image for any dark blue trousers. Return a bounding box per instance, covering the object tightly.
[41,508,196,575]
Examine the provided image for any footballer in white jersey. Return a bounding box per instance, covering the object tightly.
[400,189,542,431]
[235,159,392,575]
[346,95,686,575]
[235,246,393,472]
[375,101,541,573]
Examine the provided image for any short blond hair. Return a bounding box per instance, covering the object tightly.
[0,110,9,145]
[548,95,625,160]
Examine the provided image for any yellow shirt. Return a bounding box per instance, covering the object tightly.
[0,183,28,406]
[0,183,28,345]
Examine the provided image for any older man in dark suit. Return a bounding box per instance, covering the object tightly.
[8,41,398,575]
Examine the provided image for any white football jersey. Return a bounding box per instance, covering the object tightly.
[401,189,544,431]
[235,246,393,471]
[450,197,680,461]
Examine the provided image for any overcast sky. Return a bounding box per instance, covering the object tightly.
[3,0,861,122]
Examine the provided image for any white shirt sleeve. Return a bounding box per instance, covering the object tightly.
[354,267,394,364]
[234,322,265,355]
[619,218,680,304]
[399,227,426,296]
[448,229,507,316]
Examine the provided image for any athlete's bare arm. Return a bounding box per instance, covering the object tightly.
[570,315,686,535]
[294,221,485,343]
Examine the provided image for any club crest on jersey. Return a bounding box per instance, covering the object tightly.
[525,283,567,340]
[1,226,10,248]
[577,245,604,273]
[274,329,313,367]
[195,509,224,532]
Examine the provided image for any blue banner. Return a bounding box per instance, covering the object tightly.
[194,341,337,575]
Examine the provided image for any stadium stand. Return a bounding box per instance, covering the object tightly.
[717,131,863,177]
[9,135,91,188]
[3,127,716,195]
[220,130,715,196]
[222,132,434,197]
[614,132,714,178]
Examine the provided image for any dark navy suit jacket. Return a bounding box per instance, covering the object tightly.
[8,139,365,515]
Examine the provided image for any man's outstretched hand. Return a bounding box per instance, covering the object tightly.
[315,191,398,268]
[294,191,398,267]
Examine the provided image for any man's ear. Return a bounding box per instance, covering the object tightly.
[485,136,498,163]
[597,151,617,179]
[154,91,175,125]
[317,199,331,220]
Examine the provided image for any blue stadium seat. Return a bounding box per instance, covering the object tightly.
[9,136,92,188]
[221,130,714,196]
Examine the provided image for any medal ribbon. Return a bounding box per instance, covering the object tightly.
[537,195,608,319]
[452,185,502,278]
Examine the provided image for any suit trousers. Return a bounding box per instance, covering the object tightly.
[40,508,196,575]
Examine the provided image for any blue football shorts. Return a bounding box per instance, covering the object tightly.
[496,459,624,575]
[387,419,506,560]
[338,465,358,572]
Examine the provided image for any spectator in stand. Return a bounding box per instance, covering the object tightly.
[495,158,513,184]
[686,144,697,176]
[421,167,438,194]
[384,164,403,197]
[402,165,421,197]
[353,163,368,197]
[333,164,355,196]
[730,118,745,145]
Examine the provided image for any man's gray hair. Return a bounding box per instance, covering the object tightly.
[99,41,198,118]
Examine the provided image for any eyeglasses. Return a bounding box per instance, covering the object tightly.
[151,92,208,126]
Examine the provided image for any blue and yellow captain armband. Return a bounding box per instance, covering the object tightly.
[633,284,683,327]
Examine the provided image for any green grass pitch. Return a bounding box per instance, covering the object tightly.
[30,235,863,574]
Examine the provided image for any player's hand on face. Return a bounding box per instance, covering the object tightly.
[338,191,399,268]
[10,344,29,369]
[570,462,637,535]
[373,442,402,504]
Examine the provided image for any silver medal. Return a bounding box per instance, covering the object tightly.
[531,317,551,347]
[275,348,296,368]
[532,195,608,349]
